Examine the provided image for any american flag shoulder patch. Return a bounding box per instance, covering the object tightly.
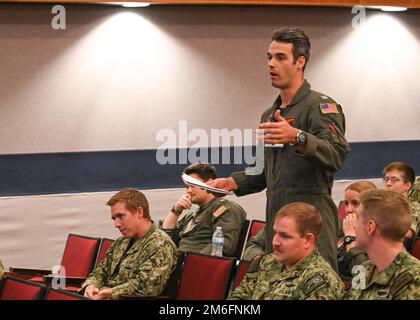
[319,103,339,114]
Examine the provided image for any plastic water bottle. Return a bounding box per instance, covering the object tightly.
[211,226,224,257]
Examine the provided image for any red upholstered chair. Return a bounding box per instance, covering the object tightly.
[232,260,252,289]
[410,237,420,260]
[47,237,114,291]
[176,252,236,300]
[44,287,87,300]
[94,238,114,268]
[0,276,45,300]
[247,220,265,242]
[9,233,101,284]
[337,200,346,219]
[233,219,250,259]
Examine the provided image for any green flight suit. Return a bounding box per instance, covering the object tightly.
[0,260,4,280]
[231,80,350,271]
[80,224,178,300]
[242,227,265,261]
[163,198,246,256]
[337,247,369,279]
[345,250,420,300]
[228,249,344,300]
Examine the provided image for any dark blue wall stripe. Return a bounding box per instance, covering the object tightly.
[1,140,419,196]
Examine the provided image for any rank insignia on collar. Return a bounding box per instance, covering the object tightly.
[320,103,339,114]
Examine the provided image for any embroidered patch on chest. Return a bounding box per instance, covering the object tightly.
[320,103,339,114]
[302,274,326,296]
[389,271,414,297]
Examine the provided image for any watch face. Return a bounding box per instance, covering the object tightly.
[344,236,356,244]
[298,132,307,144]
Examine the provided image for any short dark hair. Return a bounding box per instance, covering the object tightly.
[383,162,416,186]
[107,188,151,220]
[275,202,323,238]
[183,163,218,181]
[360,189,412,242]
[271,27,311,71]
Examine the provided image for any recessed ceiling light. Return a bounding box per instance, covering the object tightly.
[369,6,407,12]
[122,2,151,7]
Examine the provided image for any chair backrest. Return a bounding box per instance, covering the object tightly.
[410,237,420,260]
[233,219,250,259]
[95,238,114,268]
[0,276,45,300]
[337,200,346,219]
[44,287,87,300]
[60,233,101,277]
[176,252,236,300]
[247,220,265,242]
[160,252,185,299]
[232,260,252,289]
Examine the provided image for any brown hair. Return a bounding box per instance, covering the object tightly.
[383,162,415,185]
[275,202,323,238]
[106,188,151,220]
[184,163,218,182]
[345,180,377,193]
[360,189,412,242]
[271,27,311,71]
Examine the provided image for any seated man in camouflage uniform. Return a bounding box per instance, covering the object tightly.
[345,189,420,300]
[161,163,247,257]
[229,202,344,300]
[383,162,420,243]
[80,188,178,300]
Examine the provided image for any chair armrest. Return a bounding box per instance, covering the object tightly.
[120,294,173,300]
[9,267,52,275]
[43,275,86,287]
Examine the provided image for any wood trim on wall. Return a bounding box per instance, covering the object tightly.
[2,0,420,8]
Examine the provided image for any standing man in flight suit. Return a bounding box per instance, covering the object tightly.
[209,27,350,270]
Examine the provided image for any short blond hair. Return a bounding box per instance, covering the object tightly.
[345,180,377,193]
[360,189,411,242]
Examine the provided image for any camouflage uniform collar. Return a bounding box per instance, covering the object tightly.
[271,249,319,280]
[273,79,311,109]
[130,223,157,248]
[142,222,157,239]
[365,249,410,287]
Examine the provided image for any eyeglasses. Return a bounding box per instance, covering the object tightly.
[383,177,403,184]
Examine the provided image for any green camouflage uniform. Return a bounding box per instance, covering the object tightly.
[409,178,420,203]
[162,198,246,256]
[410,201,420,236]
[345,250,420,300]
[80,224,178,300]
[228,249,344,300]
[242,228,265,261]
[231,80,350,271]
[0,260,4,279]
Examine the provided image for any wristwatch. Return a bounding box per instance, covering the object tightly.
[296,130,307,145]
[170,205,183,217]
[344,235,356,245]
